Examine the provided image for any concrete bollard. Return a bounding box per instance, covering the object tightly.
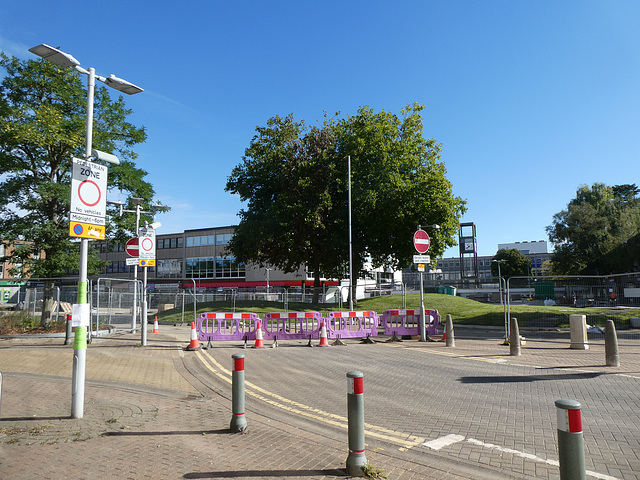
[555,399,586,480]
[569,314,589,350]
[604,320,620,367]
[230,353,247,433]
[445,314,455,347]
[64,313,73,345]
[346,371,367,477]
[509,317,521,356]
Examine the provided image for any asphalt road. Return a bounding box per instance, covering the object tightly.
[183,334,640,480]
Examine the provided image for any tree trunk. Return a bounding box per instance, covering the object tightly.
[312,270,321,304]
[40,280,56,327]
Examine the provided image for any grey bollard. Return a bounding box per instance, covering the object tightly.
[64,313,73,345]
[604,320,620,367]
[445,314,455,347]
[230,353,247,433]
[555,399,586,480]
[0,370,2,418]
[509,317,521,356]
[346,371,367,477]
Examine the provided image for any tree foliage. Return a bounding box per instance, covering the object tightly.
[490,249,531,279]
[546,183,640,274]
[0,52,156,321]
[226,104,467,300]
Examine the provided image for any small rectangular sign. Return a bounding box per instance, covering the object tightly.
[69,222,105,240]
[139,259,156,267]
[413,254,430,264]
[126,258,139,266]
[71,303,90,327]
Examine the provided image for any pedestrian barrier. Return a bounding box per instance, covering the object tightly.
[380,309,440,337]
[262,311,322,340]
[197,312,260,342]
[326,311,379,339]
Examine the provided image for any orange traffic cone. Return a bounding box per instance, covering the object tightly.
[318,320,329,347]
[253,321,265,348]
[153,316,159,333]
[440,330,446,342]
[186,321,201,351]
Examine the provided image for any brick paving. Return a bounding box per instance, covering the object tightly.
[1,324,639,479]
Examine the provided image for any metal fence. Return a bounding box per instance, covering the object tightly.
[506,272,640,330]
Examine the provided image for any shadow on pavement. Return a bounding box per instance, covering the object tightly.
[459,372,602,383]
[183,469,346,478]
[102,428,231,437]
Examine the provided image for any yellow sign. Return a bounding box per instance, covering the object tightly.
[139,259,156,267]
[70,221,105,240]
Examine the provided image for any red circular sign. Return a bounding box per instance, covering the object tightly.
[141,237,154,252]
[125,238,139,257]
[77,180,101,207]
[413,229,430,253]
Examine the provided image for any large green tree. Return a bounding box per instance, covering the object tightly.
[226,104,466,302]
[0,52,155,324]
[490,248,531,279]
[546,183,640,274]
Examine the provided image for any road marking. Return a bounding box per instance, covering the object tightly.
[466,438,619,480]
[422,434,465,450]
[194,350,426,450]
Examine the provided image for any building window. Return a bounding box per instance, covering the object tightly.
[186,235,215,247]
[216,233,233,245]
[215,256,245,278]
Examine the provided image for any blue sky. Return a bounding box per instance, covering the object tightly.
[1,1,639,257]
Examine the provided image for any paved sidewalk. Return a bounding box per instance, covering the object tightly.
[1,324,638,479]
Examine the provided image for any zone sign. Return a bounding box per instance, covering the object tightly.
[70,157,107,226]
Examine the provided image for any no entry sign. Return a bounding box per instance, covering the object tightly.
[413,229,430,253]
[125,238,139,257]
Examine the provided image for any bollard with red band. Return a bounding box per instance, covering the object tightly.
[555,399,586,480]
[230,353,247,433]
[346,371,367,477]
[65,313,73,345]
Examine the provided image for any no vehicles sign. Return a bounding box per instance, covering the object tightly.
[70,157,107,230]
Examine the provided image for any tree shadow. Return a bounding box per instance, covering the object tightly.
[183,468,346,478]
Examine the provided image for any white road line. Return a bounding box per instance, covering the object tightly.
[466,438,620,480]
[422,434,465,450]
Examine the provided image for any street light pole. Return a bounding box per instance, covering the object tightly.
[492,259,508,344]
[29,44,142,419]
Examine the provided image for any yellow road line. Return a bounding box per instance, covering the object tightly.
[194,350,425,450]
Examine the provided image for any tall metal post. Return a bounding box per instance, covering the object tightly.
[419,271,427,342]
[141,265,148,346]
[348,155,354,311]
[230,353,247,432]
[71,67,95,419]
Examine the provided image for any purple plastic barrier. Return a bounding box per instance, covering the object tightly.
[197,312,259,342]
[325,311,379,339]
[380,309,440,336]
[262,312,322,340]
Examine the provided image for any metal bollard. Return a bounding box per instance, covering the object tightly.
[64,313,73,345]
[445,314,455,347]
[555,399,586,480]
[346,371,367,477]
[0,370,3,418]
[230,353,247,433]
[604,319,619,367]
[509,317,521,356]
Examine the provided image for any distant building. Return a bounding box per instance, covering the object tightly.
[433,240,551,281]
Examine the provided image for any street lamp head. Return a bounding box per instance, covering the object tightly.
[29,44,80,68]
[130,197,145,206]
[152,204,171,213]
[104,74,143,95]
[91,149,120,165]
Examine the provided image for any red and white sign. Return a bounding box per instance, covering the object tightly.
[413,229,430,253]
[125,238,139,257]
[70,157,108,227]
[138,229,156,260]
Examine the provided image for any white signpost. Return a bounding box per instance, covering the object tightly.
[414,228,431,342]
